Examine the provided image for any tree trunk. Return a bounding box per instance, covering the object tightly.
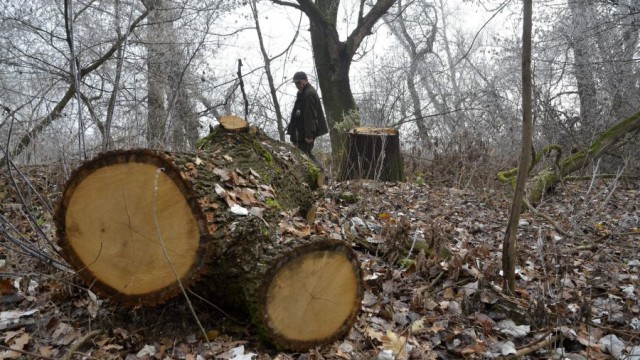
[567,0,599,130]
[144,0,172,148]
[273,0,396,171]
[55,120,363,350]
[502,0,533,294]
[340,127,404,181]
[308,20,358,169]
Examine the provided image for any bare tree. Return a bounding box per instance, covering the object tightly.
[384,0,437,147]
[141,0,228,151]
[271,0,397,165]
[0,1,151,165]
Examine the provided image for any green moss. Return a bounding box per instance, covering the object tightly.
[307,163,321,188]
[261,227,271,237]
[397,258,416,268]
[528,168,559,206]
[440,248,453,260]
[264,197,282,210]
[497,167,518,184]
[196,134,214,150]
[413,240,430,252]
[338,191,359,204]
[253,141,273,163]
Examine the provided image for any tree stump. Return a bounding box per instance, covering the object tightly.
[340,127,405,182]
[55,119,363,350]
[219,114,251,132]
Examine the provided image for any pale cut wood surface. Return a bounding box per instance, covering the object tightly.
[265,250,360,342]
[65,162,200,296]
[219,115,249,131]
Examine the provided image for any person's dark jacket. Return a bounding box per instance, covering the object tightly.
[286,83,328,142]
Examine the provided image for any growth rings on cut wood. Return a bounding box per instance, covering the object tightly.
[55,149,211,306]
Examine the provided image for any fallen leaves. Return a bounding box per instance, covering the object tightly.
[2,173,640,359]
[0,329,30,359]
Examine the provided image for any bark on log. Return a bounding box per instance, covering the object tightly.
[200,220,363,350]
[497,111,640,206]
[55,122,363,350]
[340,127,405,182]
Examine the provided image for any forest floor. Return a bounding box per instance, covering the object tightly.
[1,170,639,359]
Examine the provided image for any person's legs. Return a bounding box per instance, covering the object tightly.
[296,141,324,170]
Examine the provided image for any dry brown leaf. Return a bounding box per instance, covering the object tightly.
[443,287,455,300]
[52,322,77,346]
[238,189,255,205]
[365,327,385,342]
[214,167,231,181]
[38,345,54,358]
[279,221,311,237]
[381,330,408,360]
[0,279,15,295]
[0,331,30,359]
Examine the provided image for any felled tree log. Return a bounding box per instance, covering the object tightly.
[55,120,363,350]
[340,127,405,182]
[498,111,640,206]
[201,219,363,350]
[55,149,213,305]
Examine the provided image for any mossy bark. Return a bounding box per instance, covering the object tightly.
[498,111,640,206]
[198,124,321,214]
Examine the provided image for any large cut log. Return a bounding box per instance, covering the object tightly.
[200,218,363,350]
[340,127,405,182]
[55,121,363,350]
[55,149,213,305]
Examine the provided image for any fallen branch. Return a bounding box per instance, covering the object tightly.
[498,111,640,206]
[514,333,561,357]
[63,330,101,360]
[589,322,640,337]
[524,199,573,239]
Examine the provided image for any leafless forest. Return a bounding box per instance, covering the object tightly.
[1,0,640,359]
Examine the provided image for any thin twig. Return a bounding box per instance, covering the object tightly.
[63,330,101,360]
[513,333,562,357]
[524,199,573,238]
[0,344,55,360]
[588,322,640,337]
[428,271,444,289]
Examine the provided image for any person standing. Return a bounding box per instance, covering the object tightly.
[286,71,329,170]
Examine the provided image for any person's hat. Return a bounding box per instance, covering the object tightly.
[293,71,308,81]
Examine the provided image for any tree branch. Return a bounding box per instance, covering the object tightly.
[345,0,396,58]
[2,8,151,164]
[270,0,302,11]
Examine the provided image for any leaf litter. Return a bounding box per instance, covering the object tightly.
[1,172,639,359]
